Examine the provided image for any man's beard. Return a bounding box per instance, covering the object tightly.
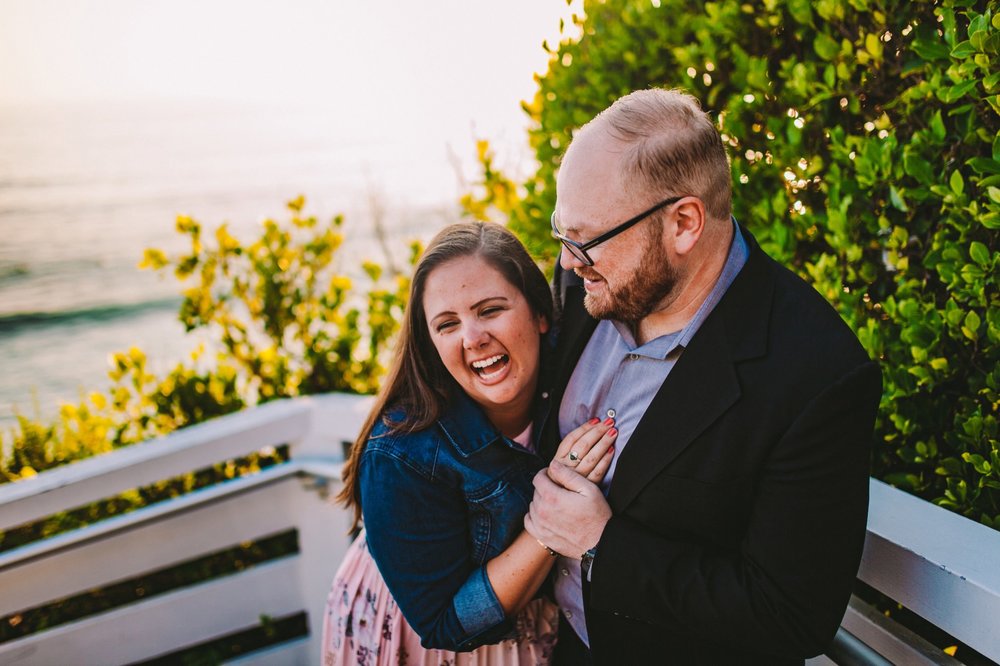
[580,228,678,324]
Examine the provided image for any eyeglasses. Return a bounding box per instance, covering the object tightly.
[550,196,683,266]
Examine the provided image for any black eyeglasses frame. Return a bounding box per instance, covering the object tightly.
[550,195,684,266]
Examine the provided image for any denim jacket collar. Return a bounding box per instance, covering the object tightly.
[436,391,508,458]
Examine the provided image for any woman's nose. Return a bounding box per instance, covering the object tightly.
[463,322,490,349]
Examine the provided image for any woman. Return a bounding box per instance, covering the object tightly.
[323,222,617,665]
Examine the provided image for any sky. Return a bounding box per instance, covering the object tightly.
[0,1,578,158]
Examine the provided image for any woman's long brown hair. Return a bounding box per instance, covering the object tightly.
[336,222,553,529]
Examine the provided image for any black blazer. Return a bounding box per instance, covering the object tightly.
[539,228,882,664]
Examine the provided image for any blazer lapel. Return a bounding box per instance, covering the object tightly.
[606,318,741,510]
[607,236,774,510]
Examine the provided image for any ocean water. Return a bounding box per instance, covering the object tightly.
[0,100,490,428]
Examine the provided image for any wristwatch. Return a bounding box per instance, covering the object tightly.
[580,546,598,579]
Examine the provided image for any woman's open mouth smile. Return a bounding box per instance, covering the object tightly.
[470,354,510,382]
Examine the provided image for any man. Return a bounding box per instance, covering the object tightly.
[524,88,882,664]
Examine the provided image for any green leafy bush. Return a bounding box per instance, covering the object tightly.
[139,195,409,401]
[464,0,999,528]
[1,197,409,483]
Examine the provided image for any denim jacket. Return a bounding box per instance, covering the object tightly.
[358,391,544,651]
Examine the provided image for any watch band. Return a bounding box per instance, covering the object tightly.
[580,546,598,578]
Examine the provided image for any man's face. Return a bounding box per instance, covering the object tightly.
[576,223,679,323]
[554,127,678,324]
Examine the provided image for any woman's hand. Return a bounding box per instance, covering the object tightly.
[551,417,617,484]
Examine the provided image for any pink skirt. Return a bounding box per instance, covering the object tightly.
[322,530,558,666]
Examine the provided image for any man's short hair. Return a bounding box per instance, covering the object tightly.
[594,88,732,222]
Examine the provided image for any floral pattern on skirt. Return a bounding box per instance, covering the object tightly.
[322,530,558,666]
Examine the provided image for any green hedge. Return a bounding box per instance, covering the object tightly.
[465,0,999,528]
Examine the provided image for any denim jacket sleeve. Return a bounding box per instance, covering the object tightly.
[359,445,514,651]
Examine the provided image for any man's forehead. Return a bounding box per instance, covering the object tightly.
[563,124,627,167]
[559,125,629,185]
[556,161,633,234]
[554,199,620,236]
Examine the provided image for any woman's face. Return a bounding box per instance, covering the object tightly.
[422,255,549,433]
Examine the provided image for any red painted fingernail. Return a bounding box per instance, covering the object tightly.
[604,417,614,426]
[608,428,618,437]
[588,417,600,425]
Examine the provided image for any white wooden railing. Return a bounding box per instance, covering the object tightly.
[0,394,373,665]
[1,394,998,665]
[809,478,1000,665]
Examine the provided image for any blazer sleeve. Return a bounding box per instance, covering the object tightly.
[359,448,513,652]
[589,360,882,658]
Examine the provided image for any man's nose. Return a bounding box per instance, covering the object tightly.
[559,244,586,270]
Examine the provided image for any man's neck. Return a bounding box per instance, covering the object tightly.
[630,224,734,346]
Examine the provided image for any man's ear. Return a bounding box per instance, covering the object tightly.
[670,197,706,256]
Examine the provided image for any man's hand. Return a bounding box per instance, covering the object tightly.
[524,461,612,558]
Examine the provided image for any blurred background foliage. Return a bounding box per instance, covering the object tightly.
[465,0,999,529]
[1,196,410,487]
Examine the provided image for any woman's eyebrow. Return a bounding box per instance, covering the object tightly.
[469,296,509,309]
[428,296,510,324]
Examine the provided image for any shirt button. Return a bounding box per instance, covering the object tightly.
[561,568,569,576]
[607,408,616,419]
[629,353,639,360]
[541,392,549,399]
[565,611,573,619]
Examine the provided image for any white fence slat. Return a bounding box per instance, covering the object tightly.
[0,557,304,665]
[284,467,355,660]
[0,463,296,572]
[840,596,961,665]
[292,393,374,458]
[861,479,1000,661]
[0,399,313,532]
[0,473,305,616]
[222,636,311,666]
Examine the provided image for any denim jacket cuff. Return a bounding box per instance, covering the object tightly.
[452,565,510,649]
